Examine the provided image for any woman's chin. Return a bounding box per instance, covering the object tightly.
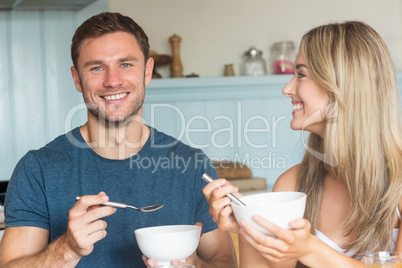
[290,122,302,131]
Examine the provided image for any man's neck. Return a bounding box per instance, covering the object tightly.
[80,118,150,160]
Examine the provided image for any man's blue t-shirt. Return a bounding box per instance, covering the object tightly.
[5,126,218,267]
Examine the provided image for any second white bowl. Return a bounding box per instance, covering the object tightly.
[232,191,306,235]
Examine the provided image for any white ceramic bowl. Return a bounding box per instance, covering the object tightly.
[134,225,201,265]
[232,192,306,235]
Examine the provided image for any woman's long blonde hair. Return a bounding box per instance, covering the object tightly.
[296,21,402,258]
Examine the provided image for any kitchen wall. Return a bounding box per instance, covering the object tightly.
[0,0,108,181]
[109,0,402,78]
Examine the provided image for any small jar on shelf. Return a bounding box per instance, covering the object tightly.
[270,41,296,75]
[241,47,267,76]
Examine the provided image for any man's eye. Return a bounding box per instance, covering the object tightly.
[121,63,131,68]
[92,66,102,71]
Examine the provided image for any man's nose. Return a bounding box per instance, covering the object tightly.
[103,68,123,88]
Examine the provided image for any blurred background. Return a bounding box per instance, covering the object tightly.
[1,0,401,191]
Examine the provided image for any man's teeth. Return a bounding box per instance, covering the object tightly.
[293,103,304,111]
[103,93,128,101]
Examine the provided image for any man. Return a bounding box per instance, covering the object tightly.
[0,12,237,267]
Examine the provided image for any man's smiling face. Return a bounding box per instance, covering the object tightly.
[71,31,153,126]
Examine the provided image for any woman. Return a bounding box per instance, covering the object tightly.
[203,21,402,267]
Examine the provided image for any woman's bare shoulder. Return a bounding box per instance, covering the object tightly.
[272,164,300,192]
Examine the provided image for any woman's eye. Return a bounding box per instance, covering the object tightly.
[297,72,306,78]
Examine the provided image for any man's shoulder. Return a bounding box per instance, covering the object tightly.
[23,128,81,164]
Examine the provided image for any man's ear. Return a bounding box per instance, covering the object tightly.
[71,66,83,93]
[144,57,154,86]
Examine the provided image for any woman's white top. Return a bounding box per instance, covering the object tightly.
[315,208,400,260]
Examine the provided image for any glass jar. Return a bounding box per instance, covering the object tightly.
[270,41,296,74]
[241,47,267,76]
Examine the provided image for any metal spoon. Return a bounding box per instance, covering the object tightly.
[76,196,164,212]
[202,173,247,206]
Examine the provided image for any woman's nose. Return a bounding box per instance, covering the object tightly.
[282,76,295,97]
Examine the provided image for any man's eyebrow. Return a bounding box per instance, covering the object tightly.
[119,56,139,63]
[84,60,103,68]
[295,64,308,69]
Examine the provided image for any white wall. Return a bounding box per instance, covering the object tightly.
[109,0,402,78]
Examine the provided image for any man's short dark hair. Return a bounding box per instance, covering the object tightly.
[71,12,150,69]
